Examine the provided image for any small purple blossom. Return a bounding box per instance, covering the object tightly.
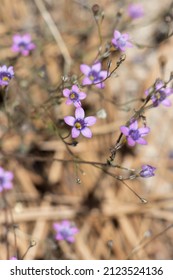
[12,34,36,56]
[139,165,156,178]
[145,80,173,107]
[64,107,96,138]
[112,30,133,52]
[120,120,150,147]
[0,167,13,192]
[128,4,144,19]
[63,85,86,107]
[10,256,17,260]
[0,65,14,86]
[80,62,108,89]
[53,220,79,243]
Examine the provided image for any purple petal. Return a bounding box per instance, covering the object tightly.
[95,81,105,88]
[100,70,108,80]
[127,137,136,146]
[91,62,101,72]
[65,99,73,105]
[72,127,80,138]
[64,116,75,126]
[85,116,96,126]
[161,99,172,107]
[78,92,86,100]
[80,64,91,75]
[82,77,92,86]
[53,223,61,231]
[13,35,22,43]
[136,138,147,145]
[120,126,129,136]
[22,34,31,43]
[129,120,138,130]
[72,85,79,93]
[138,127,150,135]
[113,30,121,39]
[81,127,92,138]
[75,107,85,119]
[63,88,70,97]
[61,220,70,226]
[66,236,75,243]
[55,233,64,241]
[5,171,13,180]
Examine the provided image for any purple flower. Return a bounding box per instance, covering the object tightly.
[120,120,150,146]
[145,80,173,107]
[64,107,96,138]
[63,85,86,107]
[11,34,36,56]
[10,256,17,260]
[112,30,133,52]
[128,4,144,19]
[0,65,14,86]
[53,220,79,243]
[0,167,13,192]
[80,62,108,89]
[140,165,156,178]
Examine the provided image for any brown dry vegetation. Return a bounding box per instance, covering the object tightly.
[0,0,173,260]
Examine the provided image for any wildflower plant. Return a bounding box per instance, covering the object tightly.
[1,0,173,260]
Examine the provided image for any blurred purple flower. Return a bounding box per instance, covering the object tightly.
[120,120,150,146]
[112,30,133,52]
[80,62,108,88]
[63,85,86,107]
[53,220,79,243]
[0,65,14,86]
[145,80,173,107]
[10,256,17,260]
[128,4,144,19]
[12,34,36,56]
[0,167,13,192]
[64,107,96,138]
[140,165,156,178]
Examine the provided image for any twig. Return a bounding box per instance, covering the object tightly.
[34,0,72,73]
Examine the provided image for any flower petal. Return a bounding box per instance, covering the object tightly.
[136,138,147,145]
[79,92,86,100]
[82,77,92,86]
[129,120,138,130]
[80,64,91,75]
[72,127,80,138]
[85,116,96,126]
[113,30,121,39]
[91,62,101,72]
[64,116,75,126]
[63,88,70,97]
[161,99,172,107]
[81,127,92,138]
[120,126,129,136]
[72,85,79,93]
[127,137,136,146]
[75,107,85,119]
[138,127,150,135]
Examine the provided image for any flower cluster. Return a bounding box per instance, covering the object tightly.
[139,165,156,178]
[0,167,13,192]
[53,220,79,243]
[11,34,35,56]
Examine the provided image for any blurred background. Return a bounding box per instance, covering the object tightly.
[0,0,173,260]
